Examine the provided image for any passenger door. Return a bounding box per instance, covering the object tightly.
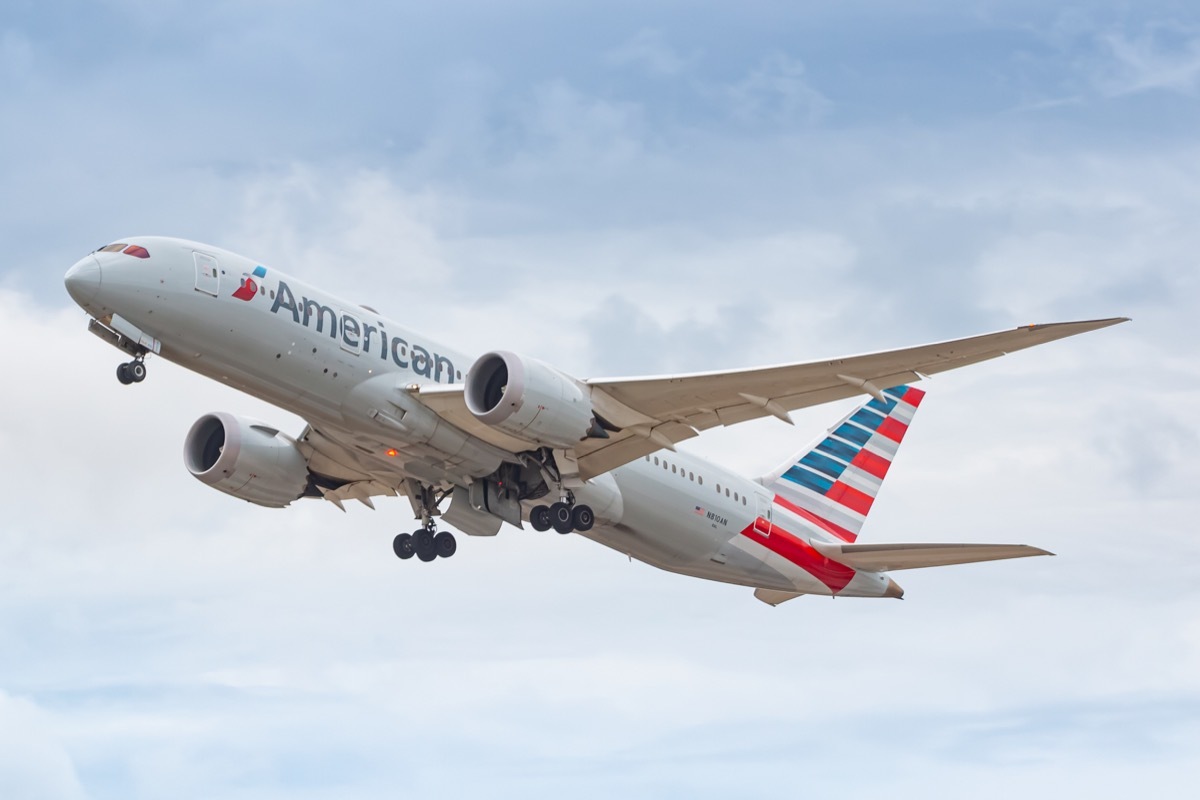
[194,252,220,296]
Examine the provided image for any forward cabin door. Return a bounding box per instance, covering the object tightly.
[194,252,220,296]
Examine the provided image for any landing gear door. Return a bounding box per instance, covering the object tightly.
[194,252,220,296]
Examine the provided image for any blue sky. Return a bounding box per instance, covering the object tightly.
[2,2,1198,798]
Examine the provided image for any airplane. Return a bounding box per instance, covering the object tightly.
[63,236,1128,604]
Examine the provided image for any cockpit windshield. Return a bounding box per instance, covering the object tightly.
[96,243,150,259]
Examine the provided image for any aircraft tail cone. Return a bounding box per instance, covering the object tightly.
[884,578,905,599]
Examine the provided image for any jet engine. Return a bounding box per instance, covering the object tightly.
[465,351,600,449]
[184,412,310,507]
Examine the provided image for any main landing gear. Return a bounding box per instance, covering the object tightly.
[393,525,457,562]
[116,359,147,385]
[529,496,594,535]
[393,482,456,563]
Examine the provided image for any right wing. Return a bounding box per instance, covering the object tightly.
[572,318,1129,479]
[412,318,1128,480]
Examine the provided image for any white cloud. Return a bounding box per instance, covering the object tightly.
[605,29,689,76]
[1097,28,1200,96]
[723,53,831,126]
[0,691,86,800]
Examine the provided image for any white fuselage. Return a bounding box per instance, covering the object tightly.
[65,236,893,598]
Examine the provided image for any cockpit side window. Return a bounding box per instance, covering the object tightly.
[98,243,126,253]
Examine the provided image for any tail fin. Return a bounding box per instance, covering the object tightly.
[759,385,925,542]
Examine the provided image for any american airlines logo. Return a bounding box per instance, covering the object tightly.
[268,280,459,383]
[232,265,267,301]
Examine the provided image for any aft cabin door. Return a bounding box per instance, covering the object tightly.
[754,495,773,536]
[194,252,220,296]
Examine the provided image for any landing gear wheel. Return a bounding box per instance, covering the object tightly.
[414,529,436,561]
[392,533,415,560]
[550,502,574,534]
[128,361,147,382]
[434,531,457,558]
[530,505,552,532]
[116,363,133,385]
[571,505,595,532]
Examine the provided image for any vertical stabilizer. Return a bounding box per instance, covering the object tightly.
[759,385,925,542]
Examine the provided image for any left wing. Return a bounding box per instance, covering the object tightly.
[416,318,1128,480]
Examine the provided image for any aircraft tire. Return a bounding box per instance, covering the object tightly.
[571,505,595,532]
[129,361,147,382]
[414,529,434,551]
[393,532,415,559]
[530,505,552,532]
[415,529,437,561]
[116,363,133,385]
[550,502,573,534]
[434,531,457,558]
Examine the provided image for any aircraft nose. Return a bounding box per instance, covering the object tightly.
[65,253,102,306]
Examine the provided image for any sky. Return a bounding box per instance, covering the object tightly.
[2,1,1199,797]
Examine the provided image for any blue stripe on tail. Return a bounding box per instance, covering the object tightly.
[817,437,860,463]
[783,466,834,494]
[800,451,849,480]
[834,422,873,446]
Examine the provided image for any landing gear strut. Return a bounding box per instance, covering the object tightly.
[116,359,147,385]
[530,492,594,535]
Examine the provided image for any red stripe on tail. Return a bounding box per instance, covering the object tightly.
[902,386,926,406]
[773,494,857,542]
[876,417,908,443]
[827,482,874,515]
[851,448,891,479]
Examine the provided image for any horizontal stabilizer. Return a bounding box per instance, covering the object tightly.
[809,541,1053,572]
[754,588,806,606]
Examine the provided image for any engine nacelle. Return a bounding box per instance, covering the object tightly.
[184,412,309,508]
[465,351,597,449]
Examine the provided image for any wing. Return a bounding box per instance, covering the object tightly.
[417,318,1128,480]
